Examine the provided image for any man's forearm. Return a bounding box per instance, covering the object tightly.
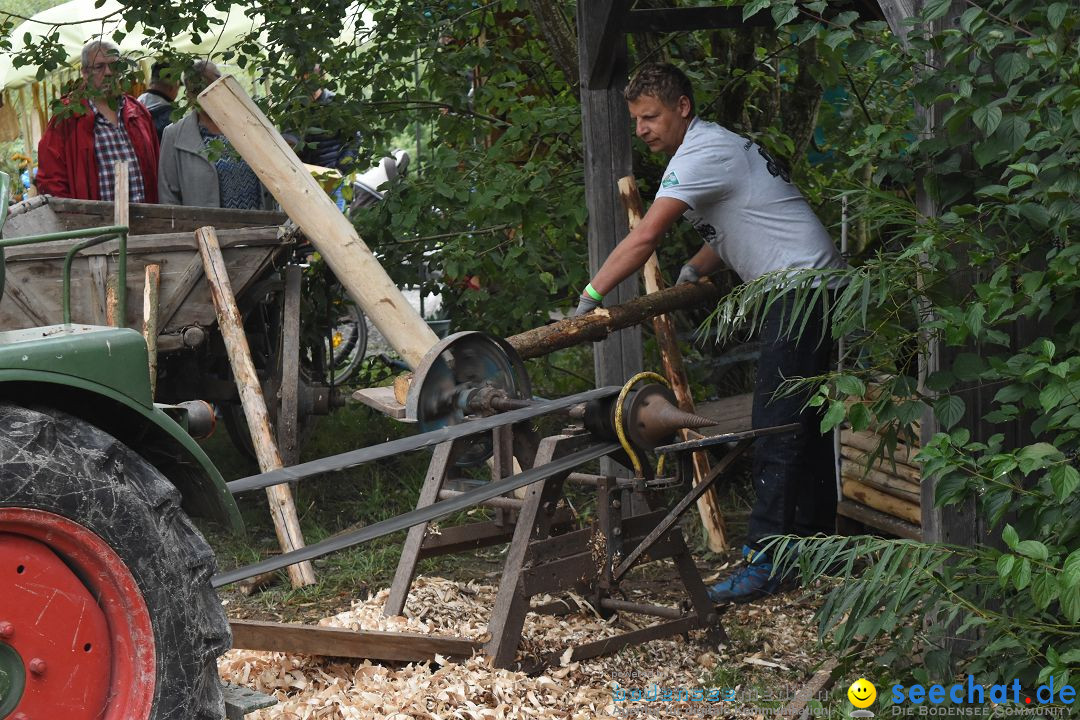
[590,230,659,296]
[687,244,724,275]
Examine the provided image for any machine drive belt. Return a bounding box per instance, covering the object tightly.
[226,386,622,494]
[213,440,620,587]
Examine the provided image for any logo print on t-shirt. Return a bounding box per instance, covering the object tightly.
[693,220,718,244]
[661,171,680,189]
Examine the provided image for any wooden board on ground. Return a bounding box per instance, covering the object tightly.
[229,619,481,662]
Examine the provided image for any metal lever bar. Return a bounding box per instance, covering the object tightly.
[613,422,801,582]
[226,386,621,494]
[213,441,620,587]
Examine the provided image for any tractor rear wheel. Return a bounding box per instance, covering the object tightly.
[0,403,230,720]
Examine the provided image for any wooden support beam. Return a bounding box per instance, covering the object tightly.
[619,175,727,553]
[578,0,632,89]
[229,619,480,662]
[197,75,438,369]
[623,7,773,33]
[196,226,316,588]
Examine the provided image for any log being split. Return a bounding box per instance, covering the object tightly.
[197,75,438,369]
[196,226,317,588]
[506,281,721,359]
[618,175,727,553]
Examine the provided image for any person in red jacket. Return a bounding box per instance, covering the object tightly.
[36,39,159,203]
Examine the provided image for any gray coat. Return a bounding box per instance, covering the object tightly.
[157,112,274,209]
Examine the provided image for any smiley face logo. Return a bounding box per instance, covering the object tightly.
[848,678,877,708]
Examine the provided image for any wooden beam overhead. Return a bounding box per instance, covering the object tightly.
[623,7,773,33]
[581,0,633,89]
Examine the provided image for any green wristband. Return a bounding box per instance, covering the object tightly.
[584,283,603,301]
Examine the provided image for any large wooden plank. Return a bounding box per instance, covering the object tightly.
[1,226,281,260]
[3,197,286,237]
[198,75,439,369]
[696,394,754,436]
[229,619,480,661]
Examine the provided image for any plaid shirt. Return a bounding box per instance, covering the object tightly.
[92,97,147,203]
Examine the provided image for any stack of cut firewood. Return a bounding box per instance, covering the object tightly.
[839,427,922,529]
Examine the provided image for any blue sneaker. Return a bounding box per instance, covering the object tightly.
[707,545,787,604]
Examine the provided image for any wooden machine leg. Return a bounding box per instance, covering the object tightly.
[383,441,456,616]
[484,434,583,668]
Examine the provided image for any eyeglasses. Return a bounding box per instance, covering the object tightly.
[87,58,125,73]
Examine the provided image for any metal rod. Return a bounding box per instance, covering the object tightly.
[212,441,620,587]
[599,597,684,619]
[565,472,612,486]
[613,438,754,582]
[226,386,621,494]
[437,489,524,511]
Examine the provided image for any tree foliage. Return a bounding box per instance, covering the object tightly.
[712,0,1080,697]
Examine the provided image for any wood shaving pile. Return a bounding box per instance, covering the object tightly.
[222,576,705,718]
[219,576,830,719]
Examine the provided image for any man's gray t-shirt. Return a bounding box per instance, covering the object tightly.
[655,117,845,284]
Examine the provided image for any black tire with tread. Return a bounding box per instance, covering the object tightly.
[0,402,230,720]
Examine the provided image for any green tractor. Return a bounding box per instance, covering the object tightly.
[0,172,243,720]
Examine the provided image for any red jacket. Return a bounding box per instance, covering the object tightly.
[36,95,160,202]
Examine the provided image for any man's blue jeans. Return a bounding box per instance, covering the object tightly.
[746,291,837,549]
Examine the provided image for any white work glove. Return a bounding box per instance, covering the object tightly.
[676,263,702,286]
[573,294,602,317]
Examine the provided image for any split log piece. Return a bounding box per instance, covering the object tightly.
[142,263,160,398]
[196,226,316,588]
[618,175,726,553]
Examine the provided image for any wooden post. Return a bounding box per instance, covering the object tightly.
[196,76,438,369]
[142,263,160,398]
[107,161,128,327]
[577,0,641,486]
[195,226,316,588]
[618,176,727,552]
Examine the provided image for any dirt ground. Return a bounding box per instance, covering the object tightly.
[218,541,849,720]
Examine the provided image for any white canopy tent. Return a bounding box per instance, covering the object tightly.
[0,0,262,92]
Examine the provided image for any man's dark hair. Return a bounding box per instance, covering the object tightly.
[149,60,174,85]
[624,63,695,115]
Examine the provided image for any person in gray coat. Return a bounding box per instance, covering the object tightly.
[158,60,273,209]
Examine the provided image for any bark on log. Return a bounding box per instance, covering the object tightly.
[196,226,316,588]
[197,75,438,369]
[507,281,721,359]
[618,175,727,553]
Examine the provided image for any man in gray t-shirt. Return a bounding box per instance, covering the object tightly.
[574,63,844,605]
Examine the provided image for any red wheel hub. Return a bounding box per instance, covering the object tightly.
[0,508,155,720]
